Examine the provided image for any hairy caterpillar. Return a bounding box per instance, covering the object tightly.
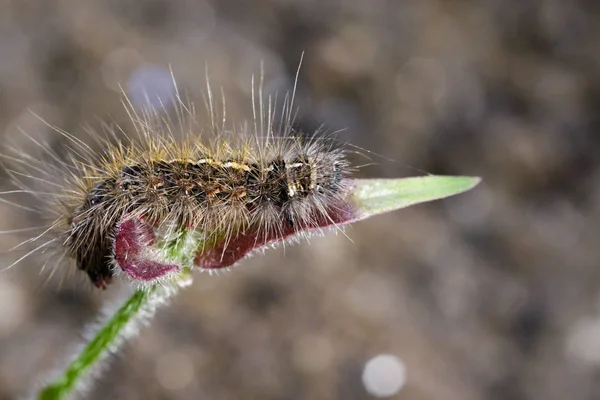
[2,65,355,289]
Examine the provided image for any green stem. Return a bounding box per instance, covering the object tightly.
[38,284,178,400]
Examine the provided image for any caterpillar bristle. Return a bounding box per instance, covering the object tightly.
[1,62,355,289]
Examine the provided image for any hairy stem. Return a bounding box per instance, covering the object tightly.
[37,284,180,400]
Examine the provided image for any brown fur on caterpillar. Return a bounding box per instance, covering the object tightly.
[3,63,477,292]
[68,138,350,288]
[1,61,356,289]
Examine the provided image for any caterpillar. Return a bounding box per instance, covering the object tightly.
[2,65,355,289]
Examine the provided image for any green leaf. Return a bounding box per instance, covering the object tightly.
[350,176,481,219]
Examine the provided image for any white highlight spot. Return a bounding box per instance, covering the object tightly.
[126,65,176,110]
[362,354,407,398]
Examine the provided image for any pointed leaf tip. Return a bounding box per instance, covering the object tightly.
[350,175,481,219]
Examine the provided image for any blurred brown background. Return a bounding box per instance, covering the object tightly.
[2,0,600,399]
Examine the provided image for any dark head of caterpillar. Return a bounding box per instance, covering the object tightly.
[67,177,118,288]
